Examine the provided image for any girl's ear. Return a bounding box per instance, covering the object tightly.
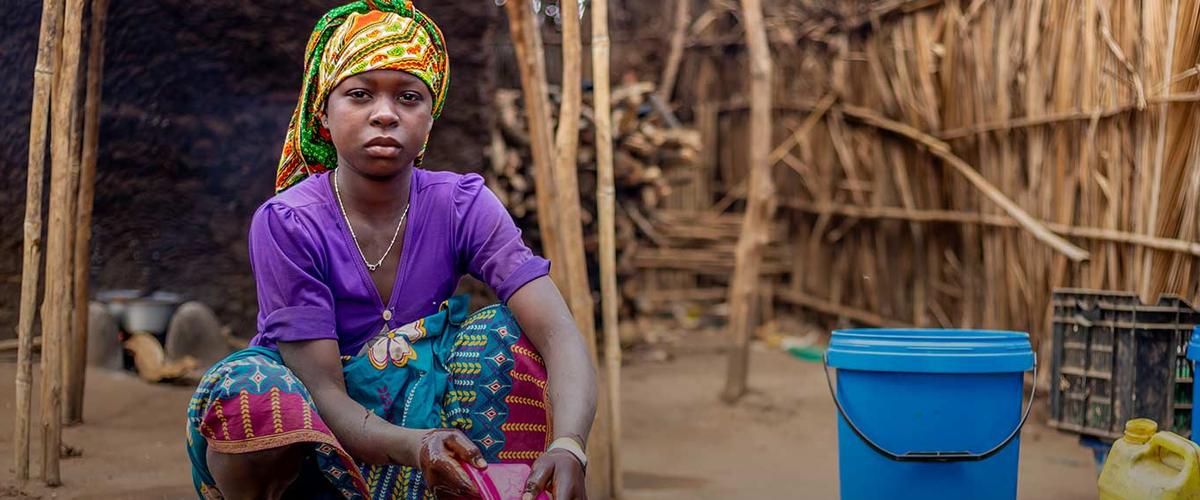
[320,112,329,129]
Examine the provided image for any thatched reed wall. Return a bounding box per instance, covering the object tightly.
[664,0,1200,346]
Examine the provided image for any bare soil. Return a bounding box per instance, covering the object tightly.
[0,349,1097,499]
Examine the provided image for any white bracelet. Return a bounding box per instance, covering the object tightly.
[547,437,587,469]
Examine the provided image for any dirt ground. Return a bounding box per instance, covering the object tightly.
[1,349,1097,499]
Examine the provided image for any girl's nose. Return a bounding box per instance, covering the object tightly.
[369,103,400,129]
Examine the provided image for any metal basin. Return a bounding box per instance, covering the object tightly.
[96,288,143,329]
[122,291,183,335]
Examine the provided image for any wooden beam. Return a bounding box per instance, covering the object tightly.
[633,287,730,303]
[782,199,1200,257]
[784,199,1012,225]
[768,93,835,166]
[41,0,87,486]
[66,0,109,426]
[592,0,622,495]
[775,288,913,328]
[1,336,44,353]
[716,82,1163,141]
[631,248,791,275]
[15,0,65,484]
[797,0,946,42]
[939,107,1130,140]
[935,91,1200,140]
[723,0,775,404]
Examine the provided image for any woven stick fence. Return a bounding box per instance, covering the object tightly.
[649,0,1200,355]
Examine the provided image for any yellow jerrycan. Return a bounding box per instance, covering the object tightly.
[1099,419,1200,499]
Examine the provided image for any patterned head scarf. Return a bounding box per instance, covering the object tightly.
[276,0,450,192]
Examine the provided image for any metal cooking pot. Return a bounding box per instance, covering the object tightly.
[95,289,143,329]
[122,291,183,335]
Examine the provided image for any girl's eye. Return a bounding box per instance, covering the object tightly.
[399,92,422,102]
[347,90,370,100]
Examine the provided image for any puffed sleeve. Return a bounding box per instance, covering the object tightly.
[452,174,551,302]
[248,202,338,344]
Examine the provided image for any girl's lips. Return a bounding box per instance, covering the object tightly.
[364,144,403,158]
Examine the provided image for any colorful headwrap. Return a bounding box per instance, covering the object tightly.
[276,0,450,192]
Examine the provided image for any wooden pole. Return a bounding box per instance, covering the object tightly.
[60,87,80,426]
[657,0,691,103]
[15,0,65,483]
[41,0,87,486]
[66,0,109,425]
[502,1,568,290]
[58,6,86,427]
[553,0,595,353]
[554,2,612,496]
[722,0,775,403]
[502,2,611,496]
[592,0,622,495]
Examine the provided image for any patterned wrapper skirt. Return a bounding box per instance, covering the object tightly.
[186,296,551,499]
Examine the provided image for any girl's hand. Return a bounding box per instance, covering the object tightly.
[523,448,587,500]
[418,428,486,498]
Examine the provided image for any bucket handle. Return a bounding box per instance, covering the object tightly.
[823,353,1037,463]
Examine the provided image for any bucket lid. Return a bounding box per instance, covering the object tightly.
[1188,326,1200,361]
[827,329,1034,373]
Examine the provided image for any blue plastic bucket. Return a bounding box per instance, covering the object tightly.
[1187,326,1200,442]
[825,329,1035,500]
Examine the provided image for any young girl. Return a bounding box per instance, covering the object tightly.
[185,2,596,498]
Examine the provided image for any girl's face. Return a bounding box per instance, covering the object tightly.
[322,69,434,179]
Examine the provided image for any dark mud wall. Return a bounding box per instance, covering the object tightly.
[0,0,498,338]
[0,4,44,337]
[0,0,681,340]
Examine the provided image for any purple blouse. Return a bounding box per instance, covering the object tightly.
[246,168,550,356]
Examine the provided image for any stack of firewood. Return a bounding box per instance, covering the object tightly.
[486,82,701,245]
[488,81,788,337]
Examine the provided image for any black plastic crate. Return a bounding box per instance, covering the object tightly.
[1048,288,1197,440]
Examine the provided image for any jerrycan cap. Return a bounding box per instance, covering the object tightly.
[1123,418,1158,444]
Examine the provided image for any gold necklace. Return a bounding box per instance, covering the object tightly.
[333,169,410,272]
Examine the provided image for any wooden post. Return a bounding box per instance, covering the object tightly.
[66,0,110,425]
[502,2,612,496]
[657,0,690,103]
[58,5,86,427]
[592,0,622,496]
[553,0,594,352]
[554,2,612,497]
[15,0,66,483]
[722,0,775,403]
[41,0,87,485]
[502,1,567,290]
